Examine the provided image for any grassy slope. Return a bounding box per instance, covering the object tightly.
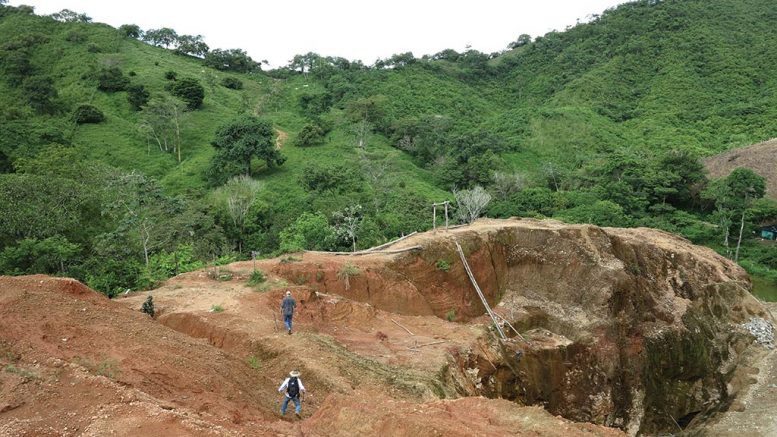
[4,0,776,196]
[2,1,776,294]
[496,0,777,157]
[0,10,449,208]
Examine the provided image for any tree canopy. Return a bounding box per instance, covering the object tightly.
[207,116,284,185]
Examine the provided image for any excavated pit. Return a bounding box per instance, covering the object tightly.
[271,218,770,434]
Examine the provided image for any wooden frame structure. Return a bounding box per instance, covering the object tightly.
[432,201,450,230]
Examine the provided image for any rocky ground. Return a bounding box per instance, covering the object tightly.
[1,218,773,436]
[694,303,777,436]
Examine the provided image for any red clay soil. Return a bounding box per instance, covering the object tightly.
[259,219,769,433]
[0,275,280,436]
[302,394,625,437]
[0,273,624,436]
[3,218,766,435]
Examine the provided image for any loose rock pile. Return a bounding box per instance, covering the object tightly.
[742,318,774,349]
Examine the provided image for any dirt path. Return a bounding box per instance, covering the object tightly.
[275,129,288,149]
[699,303,777,436]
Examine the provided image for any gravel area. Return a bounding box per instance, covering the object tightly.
[742,317,775,349]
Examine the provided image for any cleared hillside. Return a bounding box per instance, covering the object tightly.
[705,138,777,199]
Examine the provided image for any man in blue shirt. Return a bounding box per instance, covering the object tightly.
[281,290,296,335]
[278,370,306,418]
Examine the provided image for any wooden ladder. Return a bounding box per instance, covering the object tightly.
[455,241,507,340]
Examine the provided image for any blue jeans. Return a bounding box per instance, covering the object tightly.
[284,314,293,331]
[280,395,301,415]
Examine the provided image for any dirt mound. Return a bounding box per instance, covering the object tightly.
[0,275,279,436]
[704,138,777,199]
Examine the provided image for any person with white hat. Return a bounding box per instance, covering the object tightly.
[280,290,297,335]
[278,369,306,418]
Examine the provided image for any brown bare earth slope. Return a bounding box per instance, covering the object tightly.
[704,138,777,199]
[0,276,621,436]
[1,218,773,436]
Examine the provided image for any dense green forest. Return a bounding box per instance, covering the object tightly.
[1,0,776,298]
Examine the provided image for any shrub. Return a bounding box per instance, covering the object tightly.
[214,253,238,265]
[446,309,456,321]
[94,359,120,379]
[167,77,204,109]
[436,259,451,272]
[210,304,224,313]
[0,236,79,275]
[221,76,243,90]
[84,258,145,298]
[247,269,266,287]
[247,355,260,369]
[140,296,155,317]
[65,30,86,43]
[298,92,332,117]
[142,245,205,286]
[86,43,101,53]
[3,364,38,381]
[280,255,301,264]
[96,67,129,92]
[204,48,257,72]
[118,24,142,39]
[279,212,335,252]
[300,163,361,193]
[22,76,58,113]
[73,104,104,124]
[337,263,360,290]
[294,123,326,147]
[453,186,492,224]
[164,70,177,81]
[127,84,149,111]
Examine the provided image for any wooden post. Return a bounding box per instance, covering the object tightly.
[251,251,258,272]
[432,204,437,230]
[444,201,449,229]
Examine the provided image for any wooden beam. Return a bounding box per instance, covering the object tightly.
[455,241,507,340]
[391,319,414,336]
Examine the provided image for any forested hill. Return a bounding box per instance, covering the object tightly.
[1,0,776,297]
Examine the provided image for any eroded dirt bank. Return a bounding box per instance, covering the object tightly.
[1,218,771,435]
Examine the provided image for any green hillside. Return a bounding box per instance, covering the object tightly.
[1,0,776,297]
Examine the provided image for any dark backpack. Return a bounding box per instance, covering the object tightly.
[287,377,300,398]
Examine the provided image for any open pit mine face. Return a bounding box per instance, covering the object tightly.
[273,219,771,434]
